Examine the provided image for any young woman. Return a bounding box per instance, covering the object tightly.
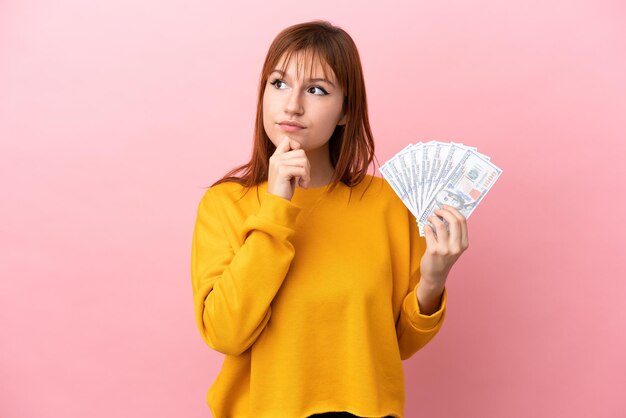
[191,20,469,418]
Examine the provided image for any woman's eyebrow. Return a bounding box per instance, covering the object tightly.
[270,69,336,88]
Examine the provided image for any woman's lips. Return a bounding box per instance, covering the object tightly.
[278,123,305,132]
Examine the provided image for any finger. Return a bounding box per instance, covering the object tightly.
[429,214,448,242]
[288,137,301,150]
[462,222,469,249]
[443,205,468,248]
[274,136,293,156]
[293,167,310,188]
[277,148,307,164]
[434,208,461,246]
[442,204,463,221]
[423,222,438,247]
[278,165,308,183]
[277,154,307,165]
[280,157,310,185]
[459,215,469,249]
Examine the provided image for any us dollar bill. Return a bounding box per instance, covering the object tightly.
[417,149,502,236]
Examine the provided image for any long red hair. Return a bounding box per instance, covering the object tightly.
[210,20,380,200]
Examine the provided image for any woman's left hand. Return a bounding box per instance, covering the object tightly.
[420,205,470,288]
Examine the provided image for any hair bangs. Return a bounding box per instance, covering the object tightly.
[272,45,341,93]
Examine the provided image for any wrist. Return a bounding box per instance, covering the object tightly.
[417,276,445,298]
[416,277,445,315]
[419,274,446,290]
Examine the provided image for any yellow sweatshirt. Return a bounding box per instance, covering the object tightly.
[190,174,447,418]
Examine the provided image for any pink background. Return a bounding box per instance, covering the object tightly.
[1,0,625,417]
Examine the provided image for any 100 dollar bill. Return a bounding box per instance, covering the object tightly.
[417,149,502,236]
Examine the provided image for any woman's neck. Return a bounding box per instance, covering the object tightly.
[305,143,335,187]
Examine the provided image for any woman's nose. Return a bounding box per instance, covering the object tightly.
[284,90,304,115]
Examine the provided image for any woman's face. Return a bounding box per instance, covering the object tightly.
[262,51,346,151]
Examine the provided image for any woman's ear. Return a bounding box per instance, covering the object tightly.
[338,113,348,126]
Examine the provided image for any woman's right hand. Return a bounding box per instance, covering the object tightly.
[267,135,311,201]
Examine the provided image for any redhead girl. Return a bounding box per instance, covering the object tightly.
[191,20,469,418]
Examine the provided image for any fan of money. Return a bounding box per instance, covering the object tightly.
[380,141,502,237]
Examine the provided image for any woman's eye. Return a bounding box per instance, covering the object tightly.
[309,86,328,96]
[270,79,286,89]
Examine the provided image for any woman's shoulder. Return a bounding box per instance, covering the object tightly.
[207,178,247,194]
[352,173,397,199]
[368,173,393,191]
[359,173,408,212]
[198,179,258,207]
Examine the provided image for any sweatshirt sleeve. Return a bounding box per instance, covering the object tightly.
[396,209,448,360]
[190,187,302,356]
